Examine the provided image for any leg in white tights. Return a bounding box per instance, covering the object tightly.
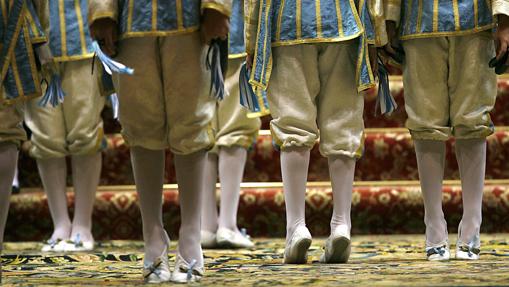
[37,157,71,241]
[281,147,310,240]
[0,143,18,247]
[455,138,486,243]
[414,140,448,246]
[70,152,102,242]
[174,151,207,267]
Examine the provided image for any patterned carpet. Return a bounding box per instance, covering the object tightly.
[2,234,509,286]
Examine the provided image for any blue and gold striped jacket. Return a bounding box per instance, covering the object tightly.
[48,0,94,62]
[1,0,46,104]
[229,0,246,58]
[385,0,509,40]
[245,0,387,94]
[88,0,232,39]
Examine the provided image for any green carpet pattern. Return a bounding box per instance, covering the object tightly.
[2,234,509,286]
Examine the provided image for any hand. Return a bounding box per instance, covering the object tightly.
[201,9,230,44]
[89,18,118,56]
[246,54,253,70]
[368,45,378,78]
[495,14,509,63]
[384,20,400,57]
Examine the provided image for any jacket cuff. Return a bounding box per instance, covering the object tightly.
[201,1,232,17]
[88,0,118,25]
[493,1,509,17]
[385,0,401,26]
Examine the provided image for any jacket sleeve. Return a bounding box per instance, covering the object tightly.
[493,0,509,16]
[244,0,260,55]
[88,0,118,25]
[384,0,401,26]
[26,0,48,44]
[202,0,233,17]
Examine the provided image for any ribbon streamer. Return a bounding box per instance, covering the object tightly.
[92,41,134,75]
[206,42,227,100]
[375,59,398,116]
[38,75,65,108]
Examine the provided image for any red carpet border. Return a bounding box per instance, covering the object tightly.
[5,182,509,241]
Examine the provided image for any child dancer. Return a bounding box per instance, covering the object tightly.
[0,0,47,272]
[89,0,231,283]
[245,0,384,264]
[25,0,105,252]
[201,0,261,249]
[385,0,509,260]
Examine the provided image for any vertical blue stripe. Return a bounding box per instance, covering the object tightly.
[300,1,317,39]
[458,0,475,30]
[119,0,129,34]
[320,0,340,38]
[157,0,177,31]
[477,0,492,27]
[408,0,419,34]
[437,0,454,32]
[131,0,152,32]
[278,0,297,41]
[80,0,93,53]
[182,0,200,28]
[48,0,62,57]
[65,1,81,56]
[270,0,281,40]
[420,0,434,34]
[229,0,245,55]
[340,1,361,37]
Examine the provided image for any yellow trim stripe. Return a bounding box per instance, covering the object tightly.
[416,0,423,33]
[58,0,67,57]
[432,0,439,32]
[473,0,478,28]
[0,0,7,26]
[10,49,24,98]
[152,0,158,31]
[335,0,344,37]
[404,0,413,35]
[348,0,363,32]
[24,9,39,38]
[399,24,494,40]
[119,26,200,40]
[74,0,88,55]
[275,0,285,41]
[316,0,322,38]
[270,32,363,47]
[1,1,25,83]
[296,0,301,39]
[176,0,184,29]
[452,0,460,31]
[23,24,41,98]
[127,0,134,33]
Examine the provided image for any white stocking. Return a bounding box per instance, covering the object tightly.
[414,140,448,246]
[218,146,248,232]
[281,147,310,240]
[70,152,101,242]
[455,138,486,243]
[328,155,355,232]
[130,147,166,262]
[0,143,18,247]
[201,153,219,232]
[37,157,71,241]
[174,151,207,267]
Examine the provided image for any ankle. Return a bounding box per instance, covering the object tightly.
[286,220,306,240]
[52,224,71,240]
[217,223,238,233]
[70,226,94,242]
